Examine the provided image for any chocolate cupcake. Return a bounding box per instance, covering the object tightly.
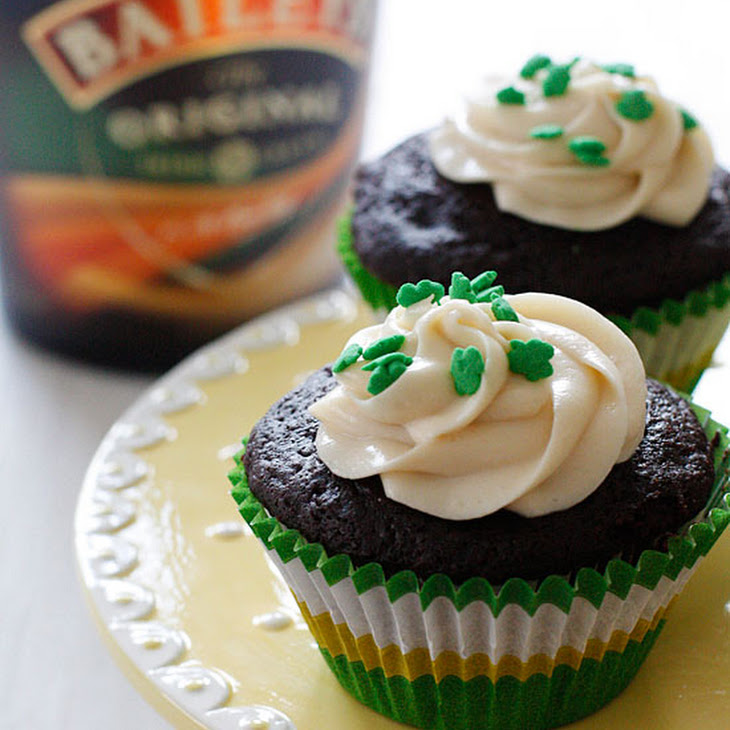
[230,272,730,730]
[243,371,713,586]
[339,56,730,391]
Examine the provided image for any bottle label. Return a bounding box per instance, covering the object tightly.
[2,0,375,320]
[23,0,373,109]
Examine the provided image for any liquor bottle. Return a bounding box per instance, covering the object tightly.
[0,0,377,371]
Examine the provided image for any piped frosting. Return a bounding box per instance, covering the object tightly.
[310,273,647,519]
[429,57,714,231]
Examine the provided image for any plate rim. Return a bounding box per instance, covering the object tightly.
[74,287,361,730]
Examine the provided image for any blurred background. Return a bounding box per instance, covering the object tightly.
[2,1,730,727]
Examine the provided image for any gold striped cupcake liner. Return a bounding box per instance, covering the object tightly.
[230,403,730,729]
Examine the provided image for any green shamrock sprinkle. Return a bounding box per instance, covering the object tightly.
[568,136,610,167]
[530,123,564,140]
[367,362,409,395]
[496,86,526,105]
[396,280,445,307]
[574,153,610,167]
[449,272,477,302]
[363,334,406,360]
[569,136,606,155]
[543,64,571,97]
[470,270,498,294]
[680,108,699,131]
[520,54,552,79]
[332,343,362,373]
[362,352,413,395]
[491,296,519,322]
[507,339,555,381]
[362,351,413,371]
[615,89,654,121]
[602,63,635,78]
[451,346,486,396]
[476,285,505,304]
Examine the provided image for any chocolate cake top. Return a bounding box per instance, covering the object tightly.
[351,133,730,317]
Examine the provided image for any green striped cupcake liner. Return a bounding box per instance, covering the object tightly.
[229,404,730,730]
[336,213,730,392]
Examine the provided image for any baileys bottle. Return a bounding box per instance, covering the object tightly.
[0,0,376,370]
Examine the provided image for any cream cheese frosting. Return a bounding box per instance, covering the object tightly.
[310,277,647,519]
[429,57,714,231]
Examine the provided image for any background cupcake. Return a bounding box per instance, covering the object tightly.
[231,273,730,729]
[339,56,730,391]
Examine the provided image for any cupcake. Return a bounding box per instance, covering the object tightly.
[339,56,730,391]
[229,272,730,729]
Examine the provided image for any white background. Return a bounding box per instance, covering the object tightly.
[3,1,730,727]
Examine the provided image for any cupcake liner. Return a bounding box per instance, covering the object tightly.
[229,405,730,730]
[336,213,399,311]
[337,213,730,392]
[609,275,730,392]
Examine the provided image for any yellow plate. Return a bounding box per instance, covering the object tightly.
[75,289,730,729]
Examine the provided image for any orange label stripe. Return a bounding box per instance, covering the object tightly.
[3,111,361,292]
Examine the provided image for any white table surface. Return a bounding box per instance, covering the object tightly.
[3,1,730,728]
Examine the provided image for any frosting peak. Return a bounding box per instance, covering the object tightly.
[310,275,647,519]
[429,57,714,231]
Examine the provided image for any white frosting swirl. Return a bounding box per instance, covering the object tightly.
[429,58,714,231]
[310,292,646,519]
